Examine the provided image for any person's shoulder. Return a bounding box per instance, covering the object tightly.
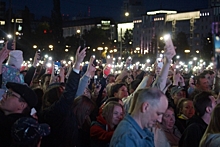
[206,133,220,146]
[111,116,140,139]
[110,127,139,147]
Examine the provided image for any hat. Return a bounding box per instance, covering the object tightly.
[6,50,23,69]
[171,86,184,95]
[11,117,50,145]
[6,82,38,108]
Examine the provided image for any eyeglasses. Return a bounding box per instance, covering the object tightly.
[5,90,25,102]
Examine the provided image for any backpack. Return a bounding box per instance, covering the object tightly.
[1,64,24,89]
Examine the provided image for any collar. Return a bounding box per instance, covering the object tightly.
[179,114,188,120]
[124,114,154,139]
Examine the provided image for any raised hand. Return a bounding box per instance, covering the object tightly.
[164,46,176,62]
[0,46,10,63]
[33,51,40,68]
[85,55,96,77]
[173,71,181,86]
[74,46,86,70]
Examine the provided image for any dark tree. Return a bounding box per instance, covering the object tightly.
[122,29,133,53]
[175,32,190,60]
[201,32,214,61]
[17,6,33,59]
[51,0,63,55]
[82,27,111,59]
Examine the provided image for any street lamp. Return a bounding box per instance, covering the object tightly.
[49,45,53,51]
[184,50,190,53]
[125,12,129,17]
[76,29,80,34]
[33,45,37,49]
[97,47,103,50]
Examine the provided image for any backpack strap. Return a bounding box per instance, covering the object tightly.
[91,121,107,131]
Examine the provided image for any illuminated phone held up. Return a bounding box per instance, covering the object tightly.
[7,38,14,50]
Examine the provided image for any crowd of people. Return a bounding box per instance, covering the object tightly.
[0,40,220,147]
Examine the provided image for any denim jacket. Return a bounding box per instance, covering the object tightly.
[110,114,154,147]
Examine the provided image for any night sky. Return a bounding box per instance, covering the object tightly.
[2,0,208,20]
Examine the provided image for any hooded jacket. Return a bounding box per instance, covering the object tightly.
[90,115,114,147]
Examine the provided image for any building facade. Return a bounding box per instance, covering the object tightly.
[62,17,117,40]
[133,9,215,57]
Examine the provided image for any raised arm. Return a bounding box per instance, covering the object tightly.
[75,56,96,97]
[152,37,176,93]
[63,47,87,100]
[24,51,40,86]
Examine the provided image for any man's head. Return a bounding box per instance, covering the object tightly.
[107,74,115,84]
[194,91,216,118]
[201,71,214,90]
[196,75,209,91]
[170,86,186,105]
[0,82,38,115]
[110,83,128,99]
[132,88,168,129]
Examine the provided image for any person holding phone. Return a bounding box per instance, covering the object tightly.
[0,44,24,89]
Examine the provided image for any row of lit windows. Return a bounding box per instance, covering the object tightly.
[154,17,164,21]
[133,20,142,23]
[200,12,210,16]
[101,21,110,24]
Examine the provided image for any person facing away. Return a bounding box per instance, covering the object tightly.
[11,117,50,147]
[199,103,220,147]
[110,87,168,147]
[179,91,217,147]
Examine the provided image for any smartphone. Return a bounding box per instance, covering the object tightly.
[53,64,58,75]
[79,39,86,52]
[37,49,41,60]
[164,34,174,51]
[7,38,14,50]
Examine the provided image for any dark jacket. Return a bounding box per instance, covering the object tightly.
[24,66,36,86]
[179,115,207,147]
[175,117,187,134]
[0,110,29,147]
[39,69,80,147]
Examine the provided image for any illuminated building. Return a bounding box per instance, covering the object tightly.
[209,0,220,7]
[133,9,214,56]
[62,17,116,40]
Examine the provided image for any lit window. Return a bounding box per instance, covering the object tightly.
[16,19,23,23]
[0,21,5,25]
